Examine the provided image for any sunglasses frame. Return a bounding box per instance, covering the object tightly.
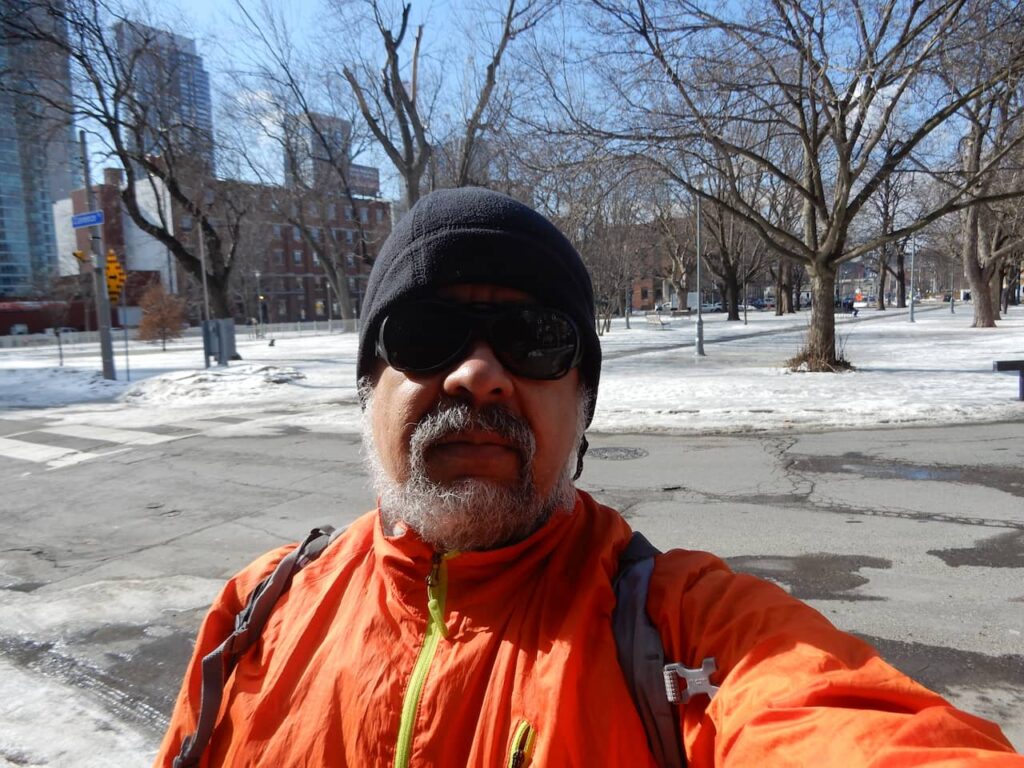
[376,300,583,380]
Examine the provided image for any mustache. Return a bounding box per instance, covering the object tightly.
[409,400,536,468]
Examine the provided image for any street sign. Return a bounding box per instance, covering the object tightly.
[71,210,105,229]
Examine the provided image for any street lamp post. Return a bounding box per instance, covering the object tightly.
[255,270,263,338]
[695,188,706,357]
[909,235,916,323]
[197,217,211,322]
[950,261,956,314]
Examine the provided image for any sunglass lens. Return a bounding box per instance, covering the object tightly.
[380,303,469,372]
[492,307,579,379]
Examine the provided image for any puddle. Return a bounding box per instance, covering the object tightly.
[789,452,1024,498]
[858,633,1024,694]
[1,581,45,593]
[929,531,1024,568]
[727,553,891,600]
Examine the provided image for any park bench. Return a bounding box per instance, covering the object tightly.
[645,313,672,329]
[993,359,1024,401]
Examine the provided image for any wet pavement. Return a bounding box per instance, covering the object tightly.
[0,418,1022,757]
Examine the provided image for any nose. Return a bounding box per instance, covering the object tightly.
[442,339,515,406]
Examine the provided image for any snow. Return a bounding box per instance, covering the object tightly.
[2,302,1022,435]
[0,301,1022,765]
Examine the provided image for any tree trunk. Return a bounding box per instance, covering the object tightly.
[963,206,997,328]
[801,263,842,369]
[207,277,233,319]
[725,279,739,320]
[896,255,907,308]
[670,276,687,310]
[774,263,785,316]
[791,264,805,312]
[875,250,887,310]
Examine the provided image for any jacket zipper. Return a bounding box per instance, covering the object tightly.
[393,552,450,768]
[507,719,537,768]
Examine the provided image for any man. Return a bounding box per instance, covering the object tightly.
[156,188,1020,766]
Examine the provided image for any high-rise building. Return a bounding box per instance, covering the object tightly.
[282,112,380,197]
[113,21,214,172]
[0,0,79,297]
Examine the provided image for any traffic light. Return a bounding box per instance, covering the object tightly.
[105,250,127,303]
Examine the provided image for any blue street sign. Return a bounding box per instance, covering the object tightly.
[71,210,105,229]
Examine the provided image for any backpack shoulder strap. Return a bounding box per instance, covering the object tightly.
[173,525,340,768]
[612,532,686,768]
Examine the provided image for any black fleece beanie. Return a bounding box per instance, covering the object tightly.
[357,187,601,427]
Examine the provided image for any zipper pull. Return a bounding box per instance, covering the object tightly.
[426,551,442,589]
[425,552,448,638]
[508,721,536,768]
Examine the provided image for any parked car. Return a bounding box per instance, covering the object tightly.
[701,302,723,312]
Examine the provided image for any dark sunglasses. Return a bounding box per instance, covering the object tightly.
[376,300,582,380]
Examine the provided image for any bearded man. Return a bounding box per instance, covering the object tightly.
[156,188,1020,767]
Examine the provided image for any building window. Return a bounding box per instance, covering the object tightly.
[345,230,354,244]
[327,203,337,220]
[312,253,320,266]
[376,208,384,223]
[293,250,303,265]
[274,249,284,265]
[359,207,369,223]
[273,224,282,238]
[345,253,355,267]
[344,206,354,220]
[292,227,302,242]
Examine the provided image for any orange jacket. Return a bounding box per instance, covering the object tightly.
[155,491,1020,766]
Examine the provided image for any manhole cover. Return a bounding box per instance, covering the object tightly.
[588,446,649,461]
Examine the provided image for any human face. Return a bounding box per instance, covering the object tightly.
[368,284,583,515]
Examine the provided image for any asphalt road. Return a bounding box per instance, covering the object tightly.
[0,414,1022,755]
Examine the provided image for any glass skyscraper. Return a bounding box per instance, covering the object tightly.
[112,21,215,173]
[0,1,78,297]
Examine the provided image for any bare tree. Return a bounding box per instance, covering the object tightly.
[1,0,245,318]
[225,3,390,319]
[569,0,1024,368]
[937,1,1024,327]
[337,0,552,210]
[649,191,694,311]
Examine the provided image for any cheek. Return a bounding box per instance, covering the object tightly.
[371,371,438,480]
[529,377,581,485]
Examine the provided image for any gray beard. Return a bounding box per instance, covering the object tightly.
[361,390,583,552]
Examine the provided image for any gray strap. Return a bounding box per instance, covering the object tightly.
[172,526,336,768]
[613,532,686,768]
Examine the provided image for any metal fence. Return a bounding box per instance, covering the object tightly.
[0,318,361,349]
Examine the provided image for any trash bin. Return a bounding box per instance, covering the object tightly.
[202,318,237,367]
